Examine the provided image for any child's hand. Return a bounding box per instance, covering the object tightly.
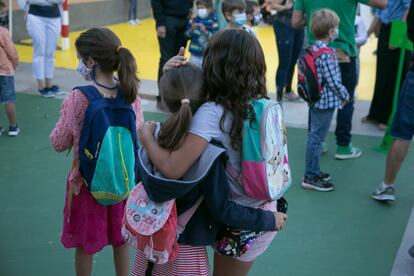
[274,211,288,231]
[138,122,157,145]
[342,99,349,107]
[163,47,188,72]
[199,24,207,33]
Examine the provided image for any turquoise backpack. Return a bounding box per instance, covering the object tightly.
[227,98,292,201]
[78,86,138,205]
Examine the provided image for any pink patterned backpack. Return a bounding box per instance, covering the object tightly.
[122,183,202,264]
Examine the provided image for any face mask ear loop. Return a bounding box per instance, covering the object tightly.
[91,64,98,83]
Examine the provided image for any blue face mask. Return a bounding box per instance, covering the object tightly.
[234,12,247,27]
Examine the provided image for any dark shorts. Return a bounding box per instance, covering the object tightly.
[0,76,16,104]
[391,71,414,140]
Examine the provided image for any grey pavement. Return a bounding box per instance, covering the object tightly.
[14,62,414,275]
[15,62,384,137]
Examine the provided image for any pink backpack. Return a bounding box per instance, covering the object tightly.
[122,183,202,264]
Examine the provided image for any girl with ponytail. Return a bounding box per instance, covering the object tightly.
[50,27,143,276]
[132,61,280,274]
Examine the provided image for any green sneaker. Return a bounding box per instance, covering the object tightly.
[335,145,362,160]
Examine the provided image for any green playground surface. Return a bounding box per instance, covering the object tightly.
[1,94,413,276]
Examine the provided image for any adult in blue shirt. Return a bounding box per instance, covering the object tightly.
[363,0,412,130]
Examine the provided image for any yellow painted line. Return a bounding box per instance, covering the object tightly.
[16,19,377,100]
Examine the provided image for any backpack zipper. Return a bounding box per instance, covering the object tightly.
[118,130,130,191]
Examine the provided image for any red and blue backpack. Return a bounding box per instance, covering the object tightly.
[77,85,138,206]
[297,47,335,104]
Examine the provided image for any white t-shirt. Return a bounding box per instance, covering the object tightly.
[189,102,266,207]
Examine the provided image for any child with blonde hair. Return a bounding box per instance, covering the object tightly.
[301,9,349,192]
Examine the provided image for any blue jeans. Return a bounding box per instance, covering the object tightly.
[273,20,304,90]
[335,57,357,146]
[305,107,335,178]
[128,0,137,20]
[391,71,414,140]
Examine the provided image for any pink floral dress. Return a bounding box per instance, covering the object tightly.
[50,89,144,255]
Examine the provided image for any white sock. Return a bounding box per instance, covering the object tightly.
[381,182,394,189]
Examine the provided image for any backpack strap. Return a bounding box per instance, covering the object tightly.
[74,85,102,102]
[176,196,204,235]
[313,47,335,59]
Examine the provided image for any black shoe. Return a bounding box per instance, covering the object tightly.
[320,171,331,181]
[301,176,334,192]
[8,125,20,136]
[38,88,54,98]
[409,245,414,258]
[156,96,161,103]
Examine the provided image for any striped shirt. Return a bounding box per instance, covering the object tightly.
[131,245,210,276]
[312,41,349,110]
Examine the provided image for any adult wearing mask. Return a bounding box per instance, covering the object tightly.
[151,0,193,104]
[292,0,387,160]
[266,0,304,101]
[363,0,412,130]
[19,0,64,98]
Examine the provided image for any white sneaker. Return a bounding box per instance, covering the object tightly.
[134,19,141,25]
[128,20,136,25]
[372,184,395,201]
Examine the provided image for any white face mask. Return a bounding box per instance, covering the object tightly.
[76,59,92,81]
[197,8,209,19]
[253,14,262,26]
[330,28,339,42]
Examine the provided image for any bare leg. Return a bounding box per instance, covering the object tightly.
[37,79,45,90]
[5,102,16,126]
[384,139,410,185]
[113,244,130,276]
[213,254,254,276]
[75,247,93,276]
[45,78,53,88]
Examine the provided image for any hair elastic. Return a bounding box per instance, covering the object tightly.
[117,46,123,53]
[181,99,190,104]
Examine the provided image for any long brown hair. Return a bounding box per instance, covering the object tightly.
[203,29,267,149]
[75,27,139,103]
[158,64,204,151]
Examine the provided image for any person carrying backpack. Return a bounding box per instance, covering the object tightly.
[130,63,287,275]
[138,29,289,276]
[299,9,349,192]
[50,28,143,276]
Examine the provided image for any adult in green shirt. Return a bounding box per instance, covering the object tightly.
[292,0,387,160]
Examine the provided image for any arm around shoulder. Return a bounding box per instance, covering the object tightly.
[199,158,276,232]
[139,130,209,179]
